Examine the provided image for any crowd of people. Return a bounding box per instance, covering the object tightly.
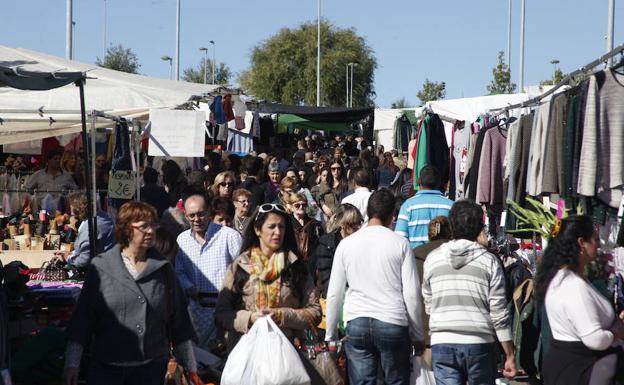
[45,132,624,385]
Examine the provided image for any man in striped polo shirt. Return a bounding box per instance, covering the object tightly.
[422,200,516,384]
[395,165,453,248]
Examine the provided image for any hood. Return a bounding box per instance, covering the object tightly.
[443,239,489,269]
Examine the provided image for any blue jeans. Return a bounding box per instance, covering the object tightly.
[431,343,497,385]
[87,358,168,385]
[345,317,412,385]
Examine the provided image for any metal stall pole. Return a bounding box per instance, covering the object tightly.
[90,112,98,215]
[78,81,97,258]
[134,121,142,201]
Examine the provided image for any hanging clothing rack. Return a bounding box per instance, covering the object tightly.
[491,42,624,113]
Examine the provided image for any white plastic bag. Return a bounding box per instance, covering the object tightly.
[410,355,436,385]
[221,316,311,385]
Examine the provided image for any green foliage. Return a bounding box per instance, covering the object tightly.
[416,79,446,105]
[95,44,140,74]
[182,60,232,85]
[506,197,559,239]
[540,68,565,86]
[239,20,377,106]
[391,97,411,109]
[487,51,516,94]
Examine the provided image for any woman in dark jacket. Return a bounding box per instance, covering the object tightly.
[311,203,362,298]
[286,192,324,264]
[63,201,199,385]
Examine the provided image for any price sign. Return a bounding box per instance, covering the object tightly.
[108,171,136,199]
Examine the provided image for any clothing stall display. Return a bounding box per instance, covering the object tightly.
[411,112,449,189]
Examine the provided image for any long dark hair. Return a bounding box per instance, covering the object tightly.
[534,215,595,304]
[234,207,308,298]
[327,159,348,195]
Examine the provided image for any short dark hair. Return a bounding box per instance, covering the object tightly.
[352,167,370,188]
[209,196,235,219]
[418,165,441,190]
[143,167,159,184]
[47,148,63,161]
[367,188,395,222]
[448,200,483,241]
[241,155,262,176]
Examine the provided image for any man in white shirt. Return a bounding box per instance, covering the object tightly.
[326,189,424,385]
[341,167,372,223]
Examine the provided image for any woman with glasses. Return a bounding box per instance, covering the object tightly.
[263,162,282,203]
[286,192,324,264]
[63,201,200,385]
[214,203,322,353]
[232,189,253,235]
[210,171,236,199]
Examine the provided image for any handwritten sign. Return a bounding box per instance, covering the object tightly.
[148,109,205,157]
[108,171,136,199]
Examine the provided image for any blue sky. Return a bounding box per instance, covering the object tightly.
[1,0,622,107]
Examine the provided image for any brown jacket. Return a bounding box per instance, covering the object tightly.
[215,250,322,351]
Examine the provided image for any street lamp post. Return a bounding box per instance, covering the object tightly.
[317,0,321,106]
[345,64,349,107]
[209,40,216,84]
[607,0,615,66]
[199,47,208,84]
[518,0,526,93]
[103,0,107,59]
[175,0,180,80]
[66,0,73,60]
[161,56,173,80]
[507,0,512,72]
[347,62,357,108]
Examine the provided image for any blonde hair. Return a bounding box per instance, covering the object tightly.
[287,192,307,205]
[210,171,236,196]
[279,176,297,190]
[67,191,88,220]
[428,216,451,241]
[326,203,363,233]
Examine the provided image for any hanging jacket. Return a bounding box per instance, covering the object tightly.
[209,96,226,124]
[111,120,131,172]
[222,94,235,122]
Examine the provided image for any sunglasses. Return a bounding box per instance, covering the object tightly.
[219,182,235,187]
[255,203,287,221]
[293,202,308,209]
[331,167,342,171]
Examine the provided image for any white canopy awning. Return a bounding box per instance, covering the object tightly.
[0,45,219,145]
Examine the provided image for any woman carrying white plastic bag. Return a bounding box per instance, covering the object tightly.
[221,316,311,385]
[410,355,436,385]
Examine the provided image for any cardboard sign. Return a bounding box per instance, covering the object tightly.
[108,171,136,199]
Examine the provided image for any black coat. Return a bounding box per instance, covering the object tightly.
[66,245,195,364]
[310,231,341,298]
[240,177,266,209]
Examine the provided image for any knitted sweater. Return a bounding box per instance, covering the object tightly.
[422,239,512,345]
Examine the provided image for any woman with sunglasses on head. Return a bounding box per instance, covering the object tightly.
[214,203,322,353]
[286,192,324,264]
[63,201,200,385]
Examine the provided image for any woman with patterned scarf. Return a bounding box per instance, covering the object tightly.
[215,203,322,353]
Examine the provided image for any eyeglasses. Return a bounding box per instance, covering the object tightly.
[235,200,250,205]
[255,203,287,221]
[219,182,235,187]
[293,202,308,209]
[186,211,208,220]
[131,222,160,232]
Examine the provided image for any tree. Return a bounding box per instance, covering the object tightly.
[239,20,377,107]
[540,60,565,86]
[182,60,232,85]
[416,79,446,105]
[487,51,516,94]
[391,97,411,109]
[96,44,140,74]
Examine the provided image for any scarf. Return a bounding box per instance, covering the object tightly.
[249,247,285,309]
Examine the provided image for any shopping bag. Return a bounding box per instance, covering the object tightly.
[221,316,311,385]
[410,355,435,385]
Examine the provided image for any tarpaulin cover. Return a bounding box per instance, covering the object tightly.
[276,114,353,133]
[254,102,373,123]
[0,65,84,90]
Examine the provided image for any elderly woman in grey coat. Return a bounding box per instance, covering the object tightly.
[62,201,200,385]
